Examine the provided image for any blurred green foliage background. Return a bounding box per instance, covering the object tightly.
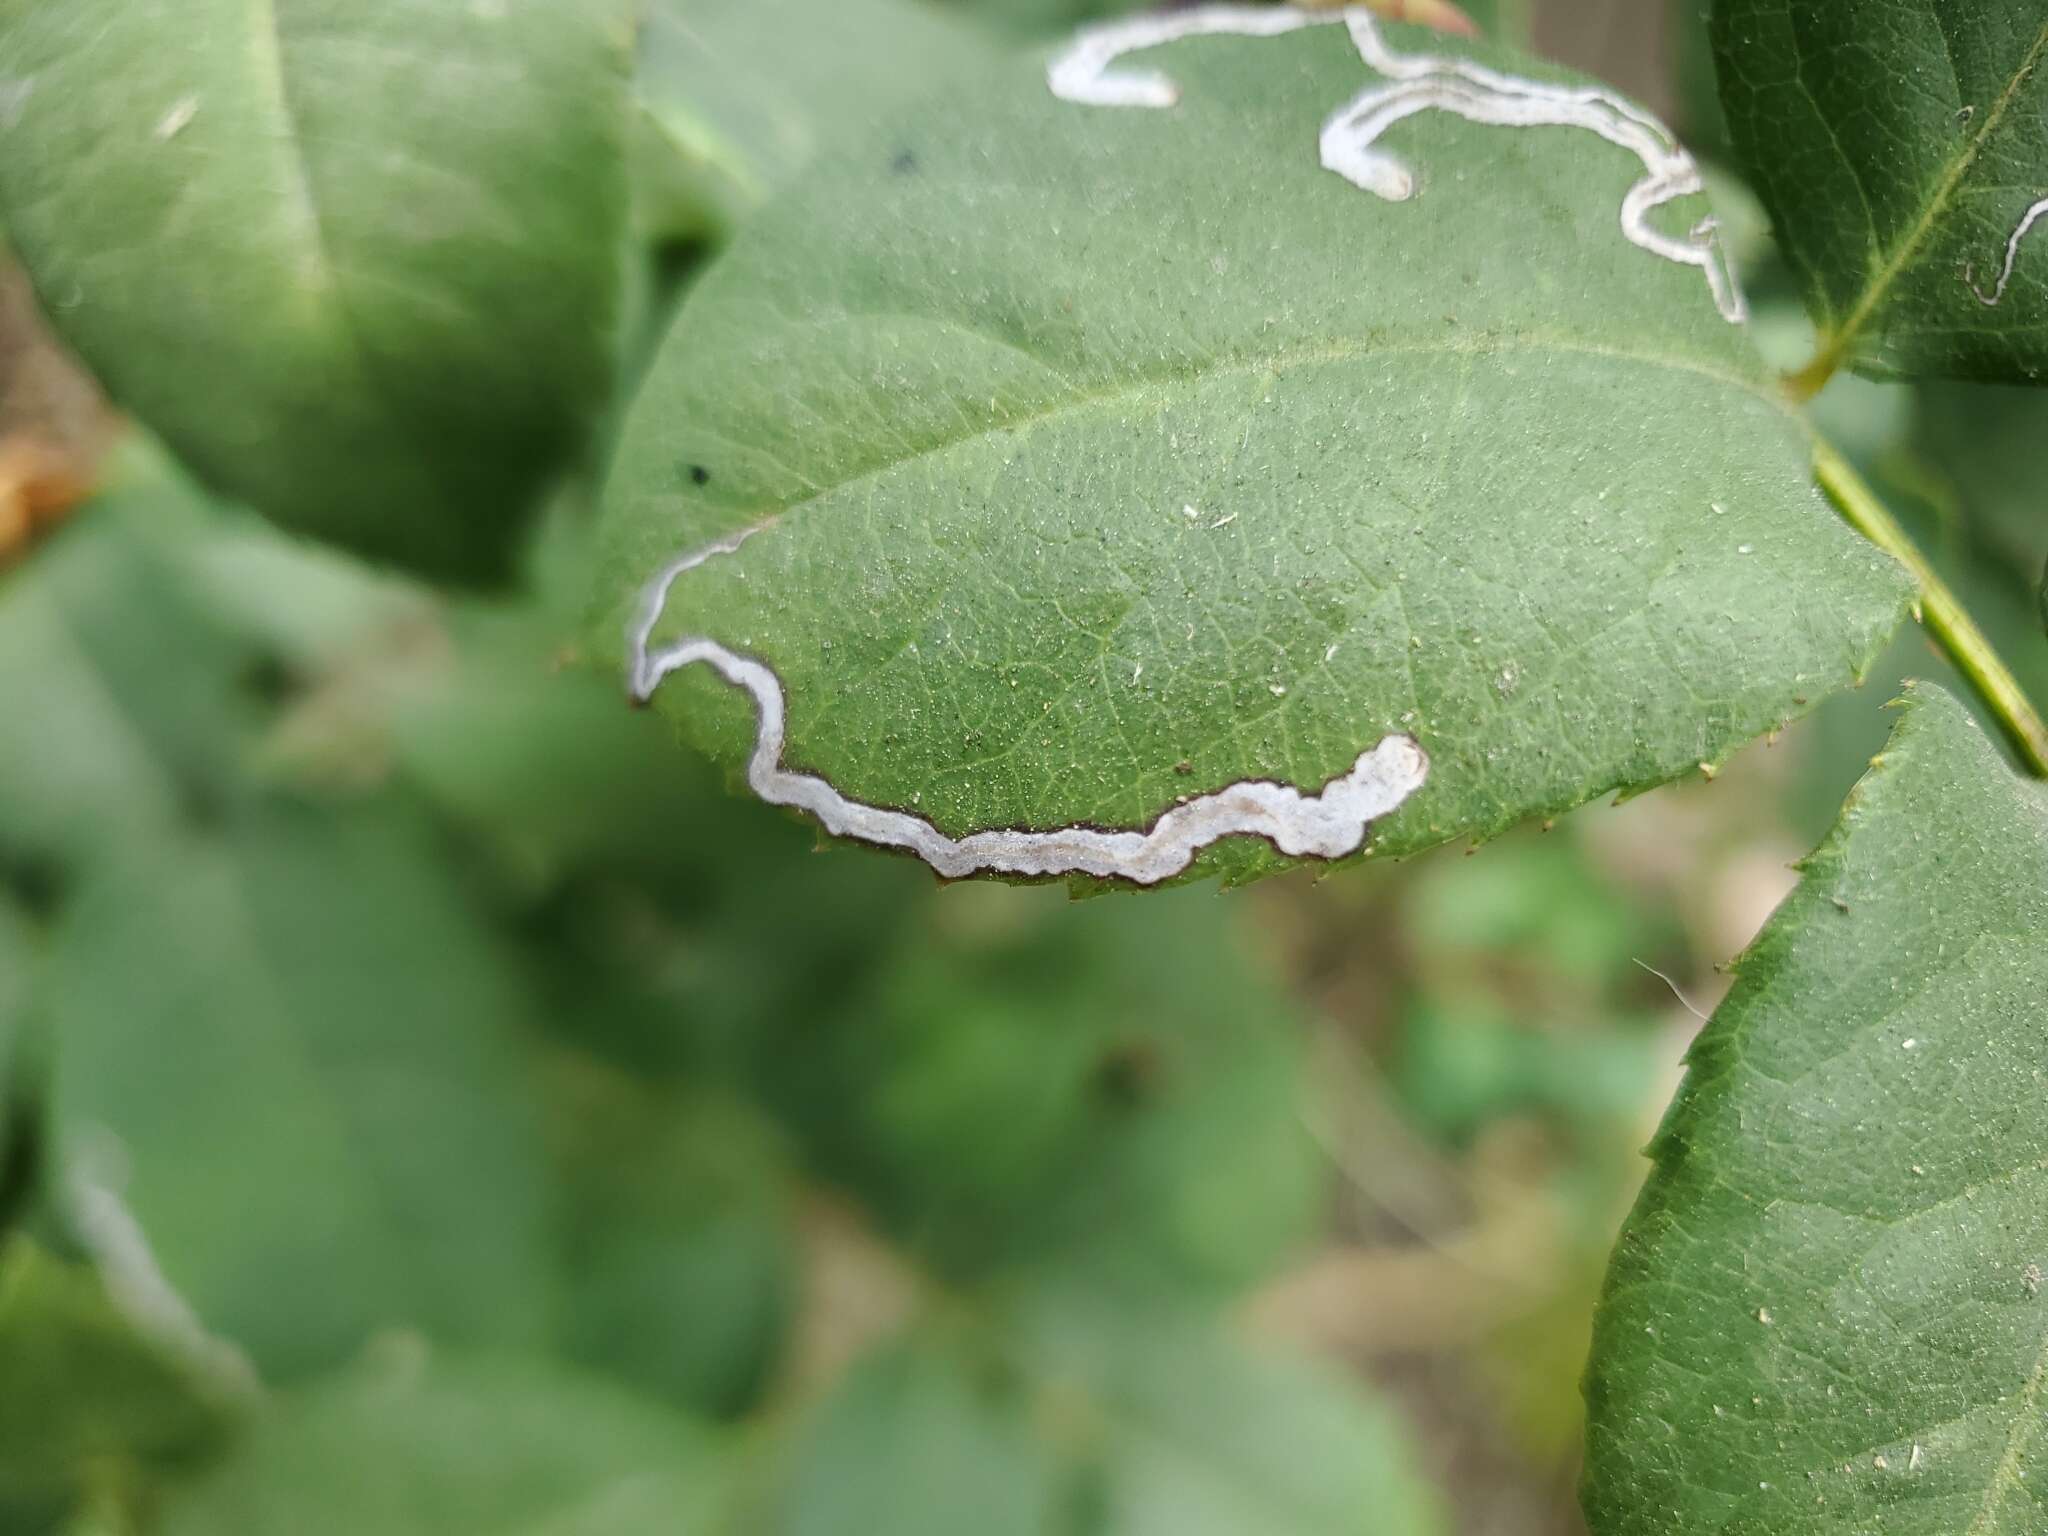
[1,1,2043,1533]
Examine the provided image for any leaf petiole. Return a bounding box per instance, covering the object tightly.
[1813,437,2048,776]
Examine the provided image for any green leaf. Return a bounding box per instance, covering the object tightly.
[1461,0,1536,46]
[781,1305,1443,1536]
[746,881,1325,1295]
[1712,1,2048,381]
[633,0,998,245]
[928,0,1145,41]
[0,897,29,1226]
[598,15,1908,890]
[0,1238,241,1529]
[543,1056,798,1420]
[1583,684,2048,1534]
[379,601,741,894]
[779,1331,1066,1536]
[1667,0,1732,165]
[1021,1299,1445,1536]
[931,0,1529,45]
[155,1344,729,1536]
[45,802,555,1382]
[0,0,632,582]
[0,478,273,872]
[1910,382,2048,581]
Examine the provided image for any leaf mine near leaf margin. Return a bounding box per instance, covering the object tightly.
[629,526,1430,885]
[605,8,1908,891]
[1047,5,1746,321]
[622,6,1752,884]
[1965,197,2048,310]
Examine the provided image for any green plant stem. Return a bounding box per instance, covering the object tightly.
[1813,438,2048,777]
[1785,351,1834,402]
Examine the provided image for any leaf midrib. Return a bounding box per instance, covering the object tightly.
[666,327,1793,555]
[245,0,456,498]
[1814,16,2048,373]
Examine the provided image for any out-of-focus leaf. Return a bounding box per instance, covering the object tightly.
[779,1330,1064,1536]
[1911,383,2048,579]
[1584,685,2048,1535]
[782,1304,1443,1536]
[0,478,268,871]
[1448,0,1532,45]
[155,1344,729,1536]
[930,0,1143,39]
[0,1238,241,1531]
[1396,999,1661,1145]
[600,18,1906,890]
[1027,1300,1444,1536]
[381,603,726,894]
[0,895,29,1227]
[1408,834,1678,993]
[0,0,632,582]
[545,1054,797,1420]
[940,0,1522,44]
[1668,0,1730,163]
[633,0,998,245]
[755,883,1324,1295]
[45,802,555,1382]
[1712,0,2048,381]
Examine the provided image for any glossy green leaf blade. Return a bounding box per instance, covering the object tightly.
[46,804,555,1382]
[0,0,631,581]
[599,14,1907,889]
[1712,0,2048,381]
[155,1346,728,1536]
[1584,684,2048,1535]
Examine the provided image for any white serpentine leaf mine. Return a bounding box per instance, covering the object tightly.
[628,528,1430,884]
[1048,4,1747,324]
[1966,196,2048,307]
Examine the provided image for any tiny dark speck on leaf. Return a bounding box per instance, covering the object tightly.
[689,464,710,486]
[1174,759,1193,775]
[1094,1040,1164,1109]
[3,853,65,919]
[890,149,918,175]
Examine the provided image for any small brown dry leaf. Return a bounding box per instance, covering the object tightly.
[0,435,92,565]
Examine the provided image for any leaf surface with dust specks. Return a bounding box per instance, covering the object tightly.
[1712,0,2048,381]
[0,0,631,581]
[598,19,1906,889]
[1584,684,2048,1535]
